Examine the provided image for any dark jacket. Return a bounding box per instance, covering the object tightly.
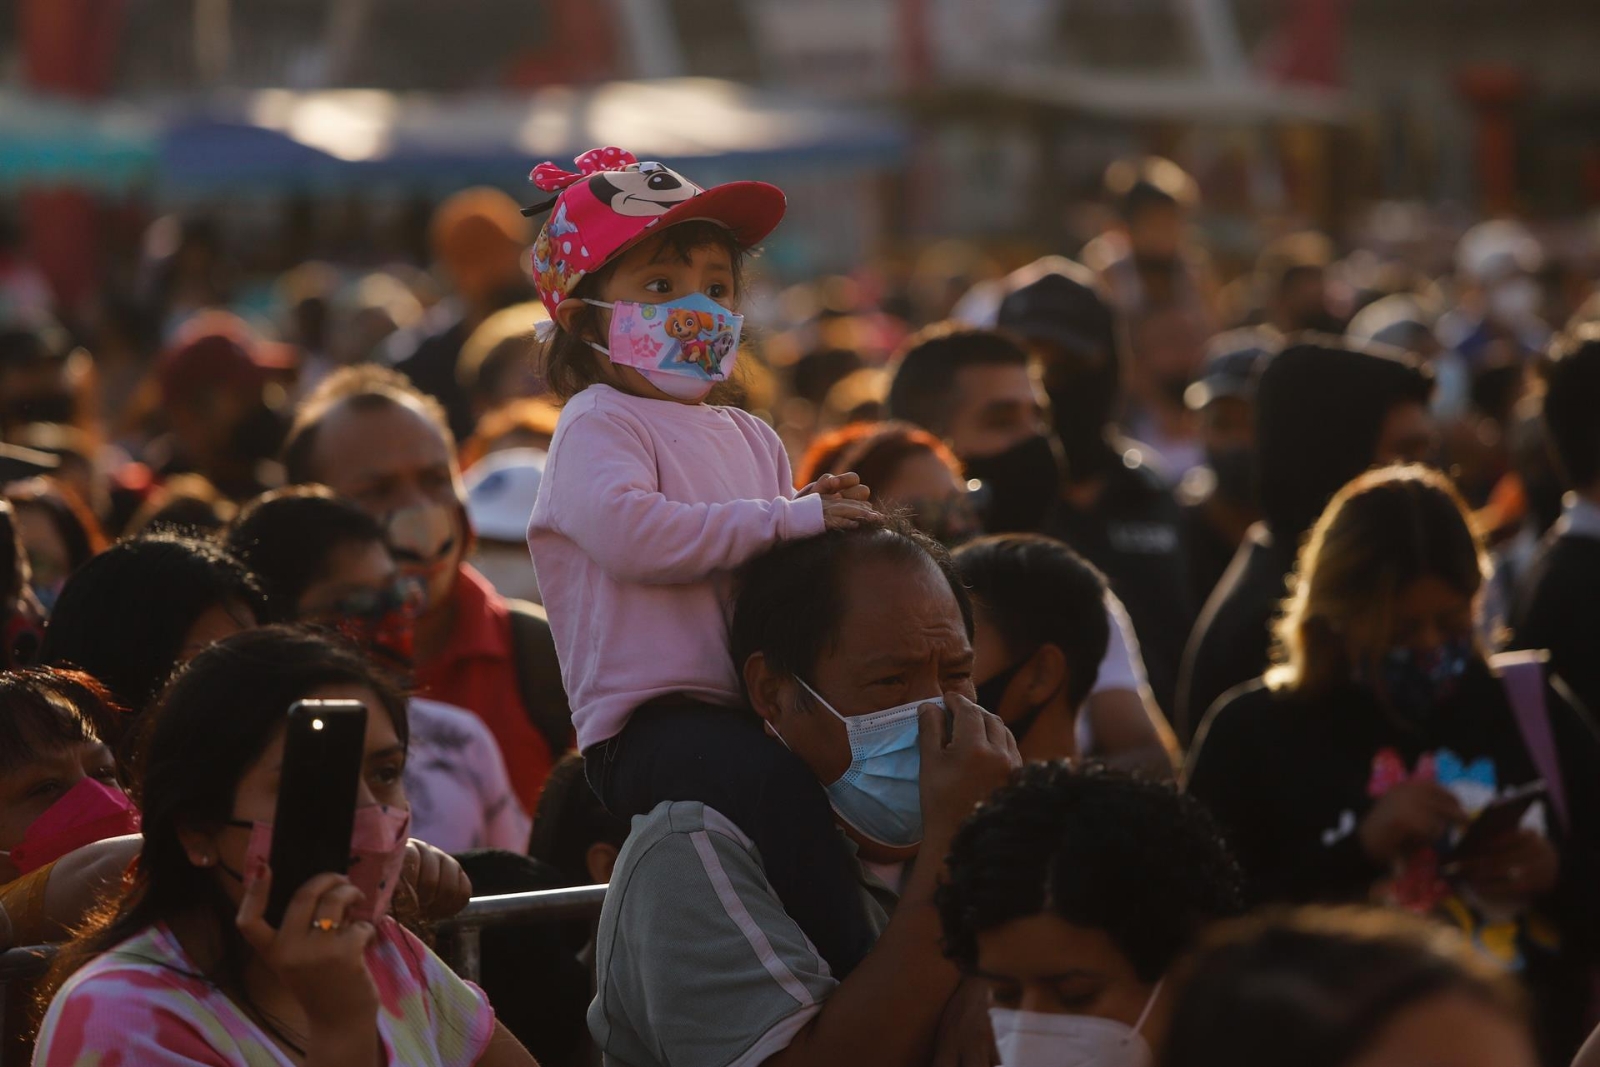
[1187,660,1600,1060]
[1512,528,1600,727]
[1043,444,1192,715]
[1175,524,1292,742]
[1175,340,1433,741]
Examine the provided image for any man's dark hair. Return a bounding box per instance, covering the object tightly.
[1103,156,1197,223]
[791,347,865,408]
[938,762,1244,981]
[529,750,629,886]
[39,534,267,715]
[886,325,1031,437]
[281,364,456,485]
[1542,324,1600,490]
[730,517,973,692]
[225,486,388,624]
[953,534,1110,711]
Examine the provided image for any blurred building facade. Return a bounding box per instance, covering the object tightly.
[48,0,1600,219]
[4,0,1600,298]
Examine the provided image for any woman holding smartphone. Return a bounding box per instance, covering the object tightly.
[1186,465,1600,1063]
[32,627,537,1067]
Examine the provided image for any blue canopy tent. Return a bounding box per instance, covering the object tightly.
[0,91,157,193]
[157,79,907,196]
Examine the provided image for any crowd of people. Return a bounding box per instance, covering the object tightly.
[0,139,1597,1067]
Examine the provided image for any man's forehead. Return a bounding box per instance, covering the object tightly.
[955,362,1036,402]
[312,397,453,473]
[831,551,967,647]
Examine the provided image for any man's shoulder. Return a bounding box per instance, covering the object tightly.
[613,801,756,868]
[602,801,775,927]
[1536,530,1600,575]
[594,800,837,1067]
[1521,533,1600,613]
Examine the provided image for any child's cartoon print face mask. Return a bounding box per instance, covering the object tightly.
[582,292,742,401]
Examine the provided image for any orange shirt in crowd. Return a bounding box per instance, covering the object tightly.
[414,565,555,813]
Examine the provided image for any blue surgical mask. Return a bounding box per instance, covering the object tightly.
[795,679,935,850]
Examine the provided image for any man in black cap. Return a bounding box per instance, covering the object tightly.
[998,259,1193,717]
[1177,329,1276,607]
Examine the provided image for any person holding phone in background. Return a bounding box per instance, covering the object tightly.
[32,627,534,1067]
[1186,465,1600,1062]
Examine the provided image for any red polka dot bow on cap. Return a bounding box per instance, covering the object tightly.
[529,147,638,193]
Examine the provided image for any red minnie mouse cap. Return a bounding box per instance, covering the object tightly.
[527,147,786,319]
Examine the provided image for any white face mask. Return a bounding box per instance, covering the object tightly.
[988,981,1161,1067]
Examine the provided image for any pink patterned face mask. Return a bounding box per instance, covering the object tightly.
[2,777,141,875]
[231,804,412,923]
[583,292,741,401]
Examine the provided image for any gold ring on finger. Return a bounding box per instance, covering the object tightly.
[312,917,342,932]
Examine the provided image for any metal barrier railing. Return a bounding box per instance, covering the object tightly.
[433,884,608,982]
[0,884,607,1007]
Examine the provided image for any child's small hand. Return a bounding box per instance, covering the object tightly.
[800,471,872,502]
[822,497,883,531]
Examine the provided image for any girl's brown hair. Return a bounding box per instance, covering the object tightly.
[1268,464,1488,694]
[542,220,747,402]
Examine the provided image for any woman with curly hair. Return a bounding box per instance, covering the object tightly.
[937,761,1244,1066]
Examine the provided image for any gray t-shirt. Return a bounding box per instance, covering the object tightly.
[589,801,895,1067]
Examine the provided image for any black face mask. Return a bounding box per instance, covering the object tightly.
[1043,358,1119,483]
[963,435,1062,535]
[1207,444,1255,507]
[975,651,1047,742]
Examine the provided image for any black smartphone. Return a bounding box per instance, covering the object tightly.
[265,699,368,927]
[1448,780,1548,861]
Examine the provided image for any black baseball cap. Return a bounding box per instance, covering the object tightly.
[996,266,1116,359]
[1185,329,1276,411]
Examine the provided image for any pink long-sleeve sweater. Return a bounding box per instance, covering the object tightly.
[527,384,825,750]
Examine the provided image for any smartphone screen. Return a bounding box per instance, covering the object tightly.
[1449,779,1547,861]
[265,699,368,927]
